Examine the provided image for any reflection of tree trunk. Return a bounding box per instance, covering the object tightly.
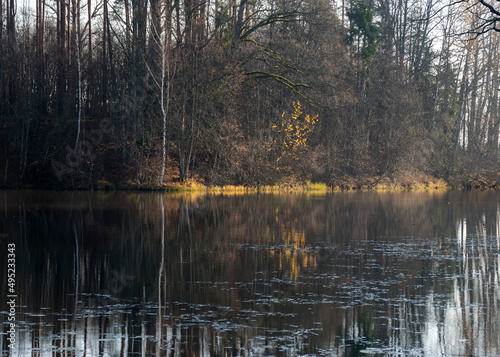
[177,199,193,290]
[156,194,165,356]
[20,196,27,245]
[73,223,80,321]
[177,200,192,243]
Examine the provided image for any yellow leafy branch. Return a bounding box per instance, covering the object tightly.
[270,101,318,171]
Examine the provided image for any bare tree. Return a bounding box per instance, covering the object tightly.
[458,0,500,35]
[146,1,176,186]
[72,0,82,151]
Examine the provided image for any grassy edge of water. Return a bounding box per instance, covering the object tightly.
[156,176,451,194]
[11,174,461,192]
[162,181,332,194]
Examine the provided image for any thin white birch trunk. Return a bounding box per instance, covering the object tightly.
[74,0,82,152]
[159,18,172,187]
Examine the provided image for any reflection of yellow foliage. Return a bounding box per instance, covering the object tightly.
[269,213,316,280]
[270,101,318,171]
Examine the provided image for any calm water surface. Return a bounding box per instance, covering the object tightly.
[1,190,500,356]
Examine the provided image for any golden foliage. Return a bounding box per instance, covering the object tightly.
[270,101,318,172]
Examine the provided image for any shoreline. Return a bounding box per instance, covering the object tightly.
[3,171,500,192]
[0,177,474,193]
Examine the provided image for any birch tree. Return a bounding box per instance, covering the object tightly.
[146,1,175,186]
[72,0,82,151]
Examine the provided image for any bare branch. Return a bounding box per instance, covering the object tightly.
[454,0,500,35]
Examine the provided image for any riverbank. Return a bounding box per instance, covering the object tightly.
[3,173,496,192]
[2,154,499,192]
[51,173,452,192]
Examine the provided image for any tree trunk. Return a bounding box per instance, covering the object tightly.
[73,0,82,151]
[1,0,5,106]
[159,3,174,187]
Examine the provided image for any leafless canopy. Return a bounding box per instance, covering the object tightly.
[461,0,500,35]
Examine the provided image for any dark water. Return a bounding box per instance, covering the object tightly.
[1,190,500,356]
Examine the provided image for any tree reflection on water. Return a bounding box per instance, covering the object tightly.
[1,190,500,356]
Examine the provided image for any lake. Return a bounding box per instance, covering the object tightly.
[1,190,500,356]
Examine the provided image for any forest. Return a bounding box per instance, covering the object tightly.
[0,0,499,189]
